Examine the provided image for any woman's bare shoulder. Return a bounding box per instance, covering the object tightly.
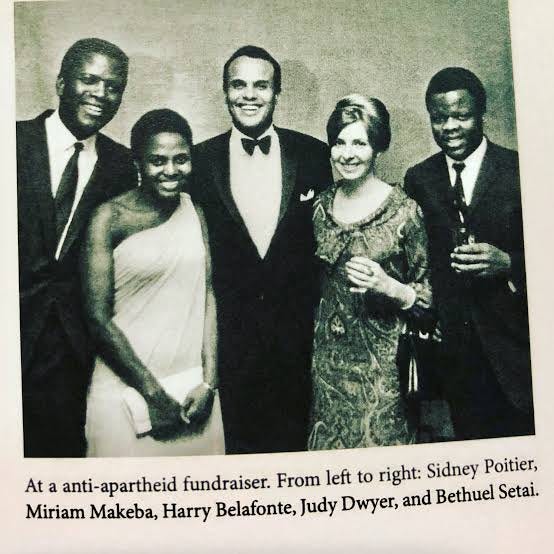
[88,190,145,242]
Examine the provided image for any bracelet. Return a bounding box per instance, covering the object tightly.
[400,285,417,310]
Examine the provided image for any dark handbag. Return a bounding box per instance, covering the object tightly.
[397,325,435,432]
[398,322,454,440]
[397,327,425,400]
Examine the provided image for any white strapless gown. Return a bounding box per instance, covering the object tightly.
[86,194,225,457]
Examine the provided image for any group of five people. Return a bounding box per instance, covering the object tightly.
[17,39,533,458]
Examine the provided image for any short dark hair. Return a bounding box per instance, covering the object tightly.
[222,45,281,94]
[326,94,391,153]
[59,38,129,81]
[130,109,193,159]
[425,67,487,114]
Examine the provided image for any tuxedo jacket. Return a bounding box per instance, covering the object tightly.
[17,110,136,375]
[404,141,532,412]
[192,127,333,385]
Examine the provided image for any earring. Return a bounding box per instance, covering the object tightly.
[134,161,142,187]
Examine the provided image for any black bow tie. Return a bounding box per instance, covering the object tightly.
[241,135,271,156]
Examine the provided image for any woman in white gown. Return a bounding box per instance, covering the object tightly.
[82,109,224,456]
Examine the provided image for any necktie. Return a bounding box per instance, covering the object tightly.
[241,135,271,156]
[452,162,467,221]
[452,161,472,246]
[55,142,84,242]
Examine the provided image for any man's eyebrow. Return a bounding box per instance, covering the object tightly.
[78,72,124,82]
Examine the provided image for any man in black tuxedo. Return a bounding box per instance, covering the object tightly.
[404,67,533,440]
[193,45,333,454]
[17,38,136,457]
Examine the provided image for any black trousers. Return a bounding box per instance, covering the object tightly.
[22,312,89,457]
[218,343,311,455]
[445,327,534,441]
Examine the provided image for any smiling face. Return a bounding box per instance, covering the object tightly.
[331,121,377,182]
[428,89,484,161]
[56,52,127,139]
[225,55,278,138]
[140,132,192,201]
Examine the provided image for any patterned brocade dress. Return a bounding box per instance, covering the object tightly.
[308,185,431,450]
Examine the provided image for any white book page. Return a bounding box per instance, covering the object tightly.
[1,1,553,552]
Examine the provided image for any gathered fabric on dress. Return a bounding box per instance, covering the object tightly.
[86,193,224,457]
[308,185,431,450]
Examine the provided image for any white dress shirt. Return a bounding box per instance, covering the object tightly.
[45,110,98,259]
[229,125,282,258]
[445,136,487,205]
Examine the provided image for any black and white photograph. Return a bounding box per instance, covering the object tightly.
[14,0,533,458]
[2,0,553,552]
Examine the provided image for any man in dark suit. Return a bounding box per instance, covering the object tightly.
[404,67,533,440]
[17,38,136,457]
[193,45,333,454]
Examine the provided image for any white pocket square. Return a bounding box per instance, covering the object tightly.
[300,189,315,202]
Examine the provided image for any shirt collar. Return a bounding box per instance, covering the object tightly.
[46,109,97,153]
[445,135,487,171]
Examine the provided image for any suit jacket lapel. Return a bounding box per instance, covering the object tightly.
[211,131,250,230]
[430,154,460,225]
[276,127,297,223]
[467,143,495,216]
[24,113,58,257]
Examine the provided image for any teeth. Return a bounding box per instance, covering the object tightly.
[84,104,103,115]
[160,182,179,191]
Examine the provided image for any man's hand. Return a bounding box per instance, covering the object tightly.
[431,321,443,343]
[451,243,511,278]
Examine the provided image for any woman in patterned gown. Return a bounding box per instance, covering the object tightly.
[82,109,224,456]
[308,95,432,450]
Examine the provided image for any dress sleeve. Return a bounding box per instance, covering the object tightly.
[402,201,433,325]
